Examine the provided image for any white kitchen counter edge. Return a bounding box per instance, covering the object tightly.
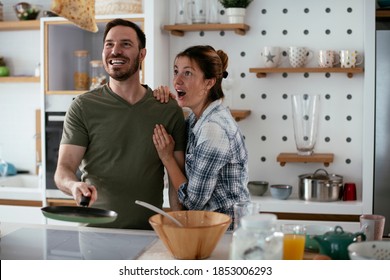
[251,195,363,215]
[0,221,360,260]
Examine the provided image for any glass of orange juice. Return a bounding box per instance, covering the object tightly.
[281,224,306,260]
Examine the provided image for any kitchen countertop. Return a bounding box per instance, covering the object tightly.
[0,175,364,216]
[0,220,360,260]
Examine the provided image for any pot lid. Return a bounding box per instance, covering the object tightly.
[299,168,343,182]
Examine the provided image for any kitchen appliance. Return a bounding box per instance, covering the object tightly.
[374,28,390,238]
[0,227,156,260]
[45,112,81,198]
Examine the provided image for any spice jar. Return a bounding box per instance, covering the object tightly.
[89,60,106,90]
[73,50,89,90]
[230,214,284,260]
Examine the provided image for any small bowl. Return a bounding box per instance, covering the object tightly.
[270,184,292,200]
[149,210,231,260]
[14,2,42,20]
[305,224,334,251]
[248,181,268,196]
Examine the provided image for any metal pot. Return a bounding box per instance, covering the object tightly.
[299,169,343,201]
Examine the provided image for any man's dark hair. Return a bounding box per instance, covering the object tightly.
[103,19,146,49]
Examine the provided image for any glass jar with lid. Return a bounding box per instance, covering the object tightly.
[89,60,107,90]
[73,50,89,90]
[230,214,284,260]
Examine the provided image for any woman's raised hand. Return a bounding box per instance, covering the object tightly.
[153,85,176,103]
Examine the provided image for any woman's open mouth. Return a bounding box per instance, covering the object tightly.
[177,90,186,97]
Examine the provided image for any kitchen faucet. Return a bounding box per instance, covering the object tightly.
[0,158,8,177]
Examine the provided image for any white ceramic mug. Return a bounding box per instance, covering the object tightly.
[318,50,340,68]
[360,214,386,241]
[174,0,192,24]
[260,46,285,68]
[339,50,363,68]
[191,0,206,23]
[288,47,313,68]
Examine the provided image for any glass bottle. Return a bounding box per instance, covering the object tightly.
[230,214,284,260]
[73,50,89,90]
[89,60,106,90]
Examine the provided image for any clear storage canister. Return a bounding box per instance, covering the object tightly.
[90,60,106,90]
[73,50,89,90]
[230,214,284,260]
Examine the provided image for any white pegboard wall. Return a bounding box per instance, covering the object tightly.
[167,0,368,199]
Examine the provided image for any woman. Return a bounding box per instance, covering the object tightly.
[153,45,249,227]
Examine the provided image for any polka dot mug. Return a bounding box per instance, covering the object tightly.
[288,46,313,68]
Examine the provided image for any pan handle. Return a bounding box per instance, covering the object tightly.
[80,195,91,207]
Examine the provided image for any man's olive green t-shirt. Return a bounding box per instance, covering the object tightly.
[61,84,186,229]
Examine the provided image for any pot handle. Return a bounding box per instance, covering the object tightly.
[313,168,329,179]
[313,168,329,177]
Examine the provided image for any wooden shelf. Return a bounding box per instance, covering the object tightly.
[277,153,334,167]
[0,199,42,207]
[0,76,40,83]
[376,9,390,18]
[249,67,364,78]
[230,109,251,121]
[47,198,76,207]
[45,90,86,95]
[183,109,251,122]
[0,20,40,31]
[163,23,250,36]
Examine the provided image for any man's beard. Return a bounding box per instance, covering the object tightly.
[108,53,141,81]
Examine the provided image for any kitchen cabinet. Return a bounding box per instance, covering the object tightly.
[0,205,44,224]
[0,20,40,83]
[42,17,146,95]
[163,23,250,36]
[42,1,170,95]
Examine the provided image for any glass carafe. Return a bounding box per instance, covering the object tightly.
[291,94,320,155]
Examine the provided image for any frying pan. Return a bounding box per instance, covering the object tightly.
[41,196,118,224]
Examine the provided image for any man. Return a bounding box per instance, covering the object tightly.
[54,19,186,229]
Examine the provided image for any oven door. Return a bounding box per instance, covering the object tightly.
[45,112,81,198]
